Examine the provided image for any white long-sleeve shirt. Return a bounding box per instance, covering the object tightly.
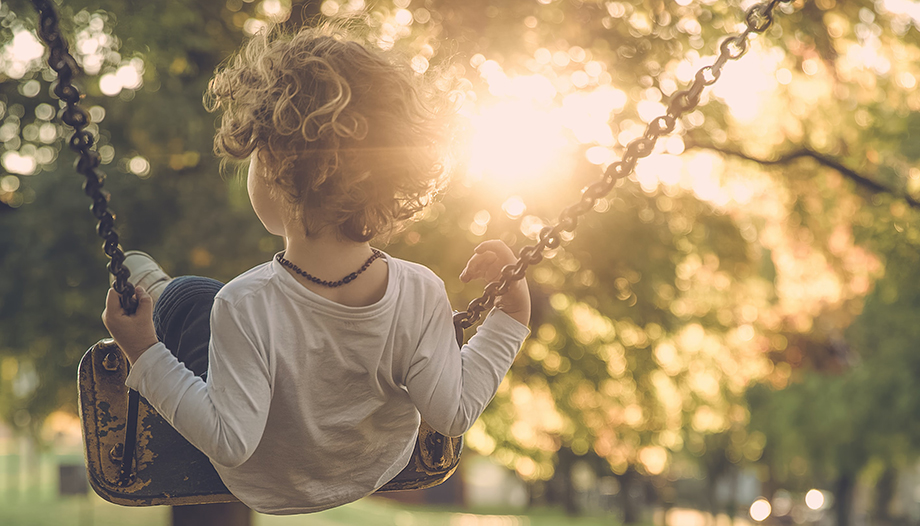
[125,252,529,514]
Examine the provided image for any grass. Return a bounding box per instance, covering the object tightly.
[0,451,624,526]
[0,493,624,526]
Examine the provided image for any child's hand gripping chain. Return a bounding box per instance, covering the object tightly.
[460,240,531,327]
[102,285,158,365]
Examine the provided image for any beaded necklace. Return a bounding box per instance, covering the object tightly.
[276,249,384,288]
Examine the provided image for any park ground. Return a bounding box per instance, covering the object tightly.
[0,491,635,526]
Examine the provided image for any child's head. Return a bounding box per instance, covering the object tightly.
[206,22,453,242]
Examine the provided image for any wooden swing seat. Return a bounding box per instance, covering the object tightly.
[79,339,462,506]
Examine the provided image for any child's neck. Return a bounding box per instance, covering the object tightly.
[280,230,388,307]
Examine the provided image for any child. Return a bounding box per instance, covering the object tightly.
[101,23,530,515]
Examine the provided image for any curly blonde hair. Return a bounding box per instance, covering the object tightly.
[206,22,453,242]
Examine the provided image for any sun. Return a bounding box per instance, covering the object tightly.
[465,99,570,190]
[461,61,629,197]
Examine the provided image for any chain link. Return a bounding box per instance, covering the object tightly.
[30,0,137,314]
[453,0,793,331]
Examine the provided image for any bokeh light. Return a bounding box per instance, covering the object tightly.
[749,498,772,522]
[805,489,825,510]
[128,156,151,178]
[2,29,45,79]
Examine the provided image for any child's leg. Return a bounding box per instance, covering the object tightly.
[152,276,224,378]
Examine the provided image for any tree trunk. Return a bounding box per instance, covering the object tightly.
[725,468,738,522]
[704,473,718,524]
[172,502,252,526]
[834,473,855,526]
[873,467,896,524]
[619,467,641,525]
[527,480,547,509]
[556,447,579,516]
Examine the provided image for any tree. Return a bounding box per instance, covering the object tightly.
[747,207,920,526]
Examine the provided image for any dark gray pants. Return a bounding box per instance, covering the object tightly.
[152,276,224,378]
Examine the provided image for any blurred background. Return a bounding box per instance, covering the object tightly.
[1,0,919,524]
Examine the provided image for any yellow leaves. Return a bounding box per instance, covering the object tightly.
[603,343,627,377]
[657,430,683,451]
[1,357,17,381]
[688,368,720,401]
[169,57,189,76]
[536,323,557,343]
[651,371,682,427]
[769,361,792,390]
[678,323,706,353]
[615,320,647,348]
[675,253,701,281]
[41,410,83,449]
[623,404,643,427]
[515,456,537,479]
[653,342,682,376]
[691,406,725,433]
[570,438,591,456]
[510,421,535,448]
[743,430,766,462]
[190,247,213,268]
[525,341,548,361]
[541,351,567,374]
[168,151,200,171]
[508,383,564,449]
[549,293,569,311]
[570,302,615,344]
[638,446,668,475]
[568,382,599,411]
[605,445,630,475]
[465,421,496,455]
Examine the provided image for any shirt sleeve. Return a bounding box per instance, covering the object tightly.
[404,283,530,437]
[125,296,272,468]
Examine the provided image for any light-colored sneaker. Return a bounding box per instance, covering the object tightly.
[110,251,174,305]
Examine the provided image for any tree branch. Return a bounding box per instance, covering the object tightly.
[685,141,920,210]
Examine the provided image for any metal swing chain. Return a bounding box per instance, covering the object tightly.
[29,0,138,315]
[452,0,793,332]
[30,0,141,487]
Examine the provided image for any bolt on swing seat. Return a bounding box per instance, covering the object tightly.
[78,340,462,506]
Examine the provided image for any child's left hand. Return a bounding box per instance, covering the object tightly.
[102,286,159,365]
[460,240,531,327]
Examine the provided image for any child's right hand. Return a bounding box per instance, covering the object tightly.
[102,286,159,365]
[460,240,531,327]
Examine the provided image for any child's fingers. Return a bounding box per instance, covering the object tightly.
[135,286,153,315]
[102,287,118,330]
[472,251,498,272]
[462,240,518,283]
[474,239,513,257]
[460,251,498,282]
[104,287,120,315]
[104,286,152,321]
